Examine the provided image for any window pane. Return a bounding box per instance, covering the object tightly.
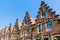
[42,11,46,18]
[26,29,29,33]
[38,24,44,32]
[24,20,27,24]
[41,25,44,32]
[38,25,41,31]
[47,20,53,29]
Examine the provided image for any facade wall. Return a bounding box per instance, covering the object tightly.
[0,1,60,40]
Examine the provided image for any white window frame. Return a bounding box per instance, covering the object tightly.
[37,23,43,34]
[45,19,54,32]
[25,30,28,36]
[21,30,24,37]
[37,26,40,34]
[41,11,46,18]
[53,34,60,36]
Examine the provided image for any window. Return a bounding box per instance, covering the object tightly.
[26,29,29,33]
[13,33,15,37]
[25,29,29,36]
[24,20,29,24]
[24,20,27,26]
[41,24,44,32]
[8,28,10,32]
[37,24,44,34]
[41,11,46,18]
[38,25,41,32]
[21,30,24,37]
[46,19,53,32]
[13,32,17,37]
[24,20,27,24]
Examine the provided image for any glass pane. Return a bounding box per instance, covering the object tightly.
[27,29,29,33]
[38,25,41,31]
[42,11,46,17]
[24,20,27,24]
[38,24,44,32]
[41,25,44,32]
[47,20,53,29]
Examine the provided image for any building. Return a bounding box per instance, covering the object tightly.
[0,1,60,40]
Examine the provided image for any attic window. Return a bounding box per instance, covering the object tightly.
[24,20,28,26]
[22,30,24,35]
[24,20,27,24]
[8,28,10,32]
[26,28,29,33]
[41,11,46,18]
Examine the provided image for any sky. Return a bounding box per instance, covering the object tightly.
[0,0,60,29]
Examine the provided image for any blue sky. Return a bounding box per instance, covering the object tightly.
[0,0,60,29]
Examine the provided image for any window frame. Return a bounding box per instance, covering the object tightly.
[26,28,29,33]
[41,11,46,18]
[37,23,44,34]
[46,19,53,32]
[21,30,24,37]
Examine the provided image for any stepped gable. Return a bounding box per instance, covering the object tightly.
[23,11,35,26]
[9,23,13,33]
[14,18,22,30]
[4,26,8,34]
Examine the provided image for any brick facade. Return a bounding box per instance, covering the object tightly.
[0,1,60,40]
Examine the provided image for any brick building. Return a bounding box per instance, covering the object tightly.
[0,1,60,40]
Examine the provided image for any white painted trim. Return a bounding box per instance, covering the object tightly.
[27,39,31,40]
[43,36,49,38]
[53,34,60,36]
[37,24,44,34]
[41,11,46,18]
[41,25,43,33]
[37,26,39,34]
[45,19,53,32]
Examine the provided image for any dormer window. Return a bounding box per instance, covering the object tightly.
[46,19,53,32]
[41,11,46,18]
